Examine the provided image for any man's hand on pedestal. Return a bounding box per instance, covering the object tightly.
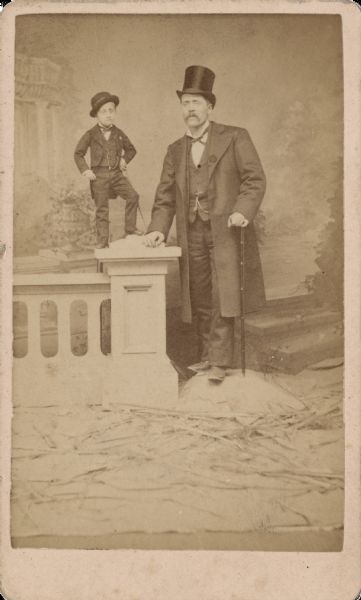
[143,231,165,247]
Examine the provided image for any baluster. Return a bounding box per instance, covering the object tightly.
[86,296,102,356]
[24,296,41,357]
[56,297,71,357]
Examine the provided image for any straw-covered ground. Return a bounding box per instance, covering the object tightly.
[11,363,343,550]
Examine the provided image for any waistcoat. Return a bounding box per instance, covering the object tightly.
[97,135,120,170]
[187,138,210,223]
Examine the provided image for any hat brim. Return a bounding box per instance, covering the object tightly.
[90,94,119,117]
[176,89,216,107]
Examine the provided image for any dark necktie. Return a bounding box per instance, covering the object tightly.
[99,125,113,138]
[190,126,209,145]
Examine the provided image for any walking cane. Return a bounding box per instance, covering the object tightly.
[137,203,147,234]
[240,226,246,376]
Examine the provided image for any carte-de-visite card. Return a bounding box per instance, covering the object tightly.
[0,1,360,599]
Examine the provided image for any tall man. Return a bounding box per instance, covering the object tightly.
[144,66,266,383]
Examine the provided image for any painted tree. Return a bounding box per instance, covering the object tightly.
[264,90,342,238]
[306,156,343,309]
[39,186,96,251]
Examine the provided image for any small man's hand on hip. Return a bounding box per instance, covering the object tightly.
[120,158,127,173]
[227,212,249,228]
[143,231,165,247]
[83,169,97,181]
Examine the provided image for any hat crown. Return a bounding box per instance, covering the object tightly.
[182,65,215,93]
[176,65,216,107]
[91,92,114,108]
[89,91,119,117]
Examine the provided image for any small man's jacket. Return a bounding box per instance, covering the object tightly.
[74,124,136,173]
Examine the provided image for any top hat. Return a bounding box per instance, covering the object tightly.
[176,65,216,107]
[90,91,119,117]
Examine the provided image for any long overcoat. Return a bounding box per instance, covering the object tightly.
[148,121,267,323]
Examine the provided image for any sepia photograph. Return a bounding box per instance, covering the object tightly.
[1,2,360,598]
[9,10,345,551]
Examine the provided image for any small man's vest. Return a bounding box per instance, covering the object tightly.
[97,135,120,170]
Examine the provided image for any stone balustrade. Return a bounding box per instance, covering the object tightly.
[13,239,182,409]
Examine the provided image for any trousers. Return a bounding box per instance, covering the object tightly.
[188,217,235,367]
[91,167,139,243]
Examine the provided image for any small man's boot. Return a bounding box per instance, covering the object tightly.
[95,240,109,249]
[95,223,109,249]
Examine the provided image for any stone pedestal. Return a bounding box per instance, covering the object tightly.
[95,237,181,408]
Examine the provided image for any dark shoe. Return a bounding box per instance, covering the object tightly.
[208,366,226,383]
[95,241,109,249]
[126,228,144,236]
[188,360,210,373]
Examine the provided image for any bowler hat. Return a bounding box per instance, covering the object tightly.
[90,91,119,117]
[176,65,216,107]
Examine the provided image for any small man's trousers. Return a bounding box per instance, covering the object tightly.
[91,167,139,244]
[188,217,235,368]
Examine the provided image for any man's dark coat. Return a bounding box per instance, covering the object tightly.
[148,121,267,323]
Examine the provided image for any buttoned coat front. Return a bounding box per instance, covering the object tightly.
[148,121,267,323]
[74,124,136,174]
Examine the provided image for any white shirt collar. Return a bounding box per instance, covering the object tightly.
[186,120,211,139]
[98,123,113,131]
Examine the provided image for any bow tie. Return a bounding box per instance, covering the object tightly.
[189,127,209,145]
[99,125,113,132]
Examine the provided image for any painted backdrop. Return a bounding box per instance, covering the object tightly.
[14,13,343,300]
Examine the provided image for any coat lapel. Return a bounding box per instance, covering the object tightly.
[207,122,234,181]
[91,124,107,148]
[173,135,189,207]
[110,126,121,143]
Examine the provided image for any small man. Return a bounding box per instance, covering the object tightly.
[74,91,143,248]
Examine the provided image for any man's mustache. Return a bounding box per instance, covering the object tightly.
[186,114,199,119]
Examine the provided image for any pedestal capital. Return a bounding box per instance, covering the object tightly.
[95,236,181,275]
